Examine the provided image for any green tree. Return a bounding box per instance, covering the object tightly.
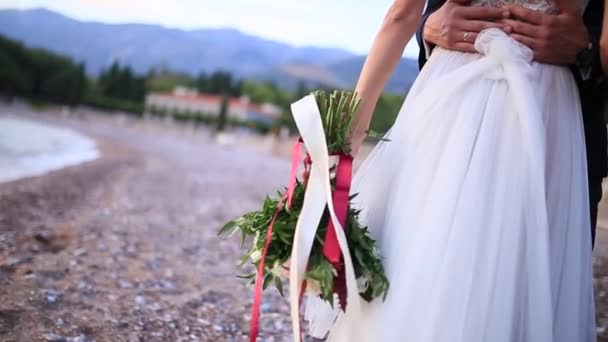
[208,71,232,94]
[217,94,229,132]
[146,68,195,93]
[98,61,145,102]
[196,72,209,93]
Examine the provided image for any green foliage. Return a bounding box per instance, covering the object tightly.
[241,81,300,132]
[146,68,196,93]
[217,94,229,132]
[242,81,292,108]
[315,90,360,154]
[84,94,144,115]
[0,35,87,105]
[197,71,242,96]
[98,61,145,102]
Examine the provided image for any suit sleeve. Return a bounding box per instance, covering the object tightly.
[581,0,605,83]
[416,0,448,70]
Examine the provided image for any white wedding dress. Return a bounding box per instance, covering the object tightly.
[304,0,597,341]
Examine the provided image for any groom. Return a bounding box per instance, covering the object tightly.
[417,0,607,247]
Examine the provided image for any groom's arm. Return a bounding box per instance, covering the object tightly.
[502,5,598,80]
[417,0,511,69]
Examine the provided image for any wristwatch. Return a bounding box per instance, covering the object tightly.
[575,40,597,81]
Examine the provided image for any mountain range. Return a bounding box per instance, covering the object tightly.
[0,8,419,93]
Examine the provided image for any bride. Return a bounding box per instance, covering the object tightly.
[303,0,607,341]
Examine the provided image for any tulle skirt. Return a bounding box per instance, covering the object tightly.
[305,29,596,342]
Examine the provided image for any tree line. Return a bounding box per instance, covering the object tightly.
[0,33,405,136]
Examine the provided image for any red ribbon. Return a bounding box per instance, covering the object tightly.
[249,197,285,342]
[249,141,353,341]
[322,153,353,309]
[323,154,353,264]
[287,139,303,209]
[250,140,305,342]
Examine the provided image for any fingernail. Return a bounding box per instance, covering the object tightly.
[502,11,509,17]
[503,26,512,33]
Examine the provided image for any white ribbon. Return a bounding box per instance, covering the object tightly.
[289,95,361,342]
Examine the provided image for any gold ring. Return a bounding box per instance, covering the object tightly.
[463,32,470,42]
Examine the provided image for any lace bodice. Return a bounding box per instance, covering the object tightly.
[469,0,589,13]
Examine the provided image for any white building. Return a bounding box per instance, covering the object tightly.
[145,87,281,124]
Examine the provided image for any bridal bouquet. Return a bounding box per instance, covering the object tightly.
[219,90,388,341]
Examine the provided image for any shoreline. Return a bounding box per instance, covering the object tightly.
[0,117,100,184]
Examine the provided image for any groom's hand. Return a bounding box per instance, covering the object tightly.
[424,0,511,53]
[502,5,590,64]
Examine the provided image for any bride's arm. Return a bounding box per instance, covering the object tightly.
[601,0,608,74]
[350,0,426,154]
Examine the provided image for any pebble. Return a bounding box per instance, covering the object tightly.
[6,255,33,267]
[196,318,210,326]
[273,320,283,331]
[43,289,63,303]
[70,334,87,342]
[119,279,134,289]
[126,244,137,255]
[135,295,146,305]
[44,333,67,342]
[260,303,272,313]
[73,248,87,257]
[160,279,176,289]
[97,242,108,251]
[35,231,53,244]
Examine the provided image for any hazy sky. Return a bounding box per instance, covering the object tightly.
[0,0,421,57]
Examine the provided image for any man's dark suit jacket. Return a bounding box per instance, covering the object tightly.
[415,0,607,244]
